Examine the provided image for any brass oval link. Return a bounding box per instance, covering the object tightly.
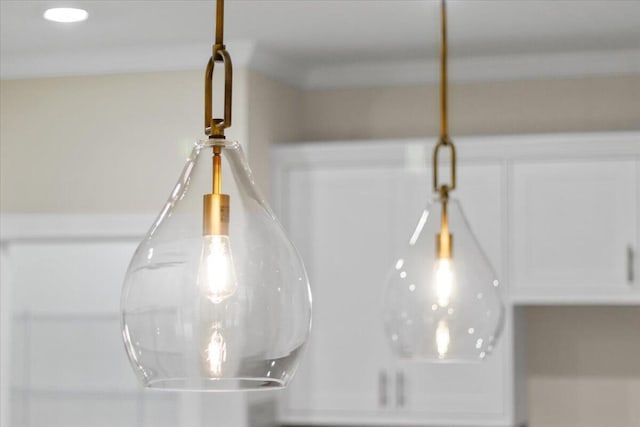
[432,136,456,193]
[204,44,233,138]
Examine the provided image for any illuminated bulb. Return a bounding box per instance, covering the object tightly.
[436,320,450,359]
[434,258,454,307]
[197,235,238,304]
[207,327,227,376]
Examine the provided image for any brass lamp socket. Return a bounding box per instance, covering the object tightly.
[436,232,453,259]
[203,193,230,236]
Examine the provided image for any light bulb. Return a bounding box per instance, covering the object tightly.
[436,320,450,359]
[207,326,228,376]
[197,235,238,304]
[434,258,454,307]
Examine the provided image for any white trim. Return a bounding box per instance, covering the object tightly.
[0,41,256,81]
[272,131,640,168]
[510,291,640,306]
[247,47,308,88]
[3,42,639,89]
[302,49,640,90]
[278,413,518,427]
[0,214,154,242]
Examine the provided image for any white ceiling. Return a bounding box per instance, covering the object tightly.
[1,0,640,88]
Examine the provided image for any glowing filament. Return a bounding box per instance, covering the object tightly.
[207,327,227,376]
[436,320,450,359]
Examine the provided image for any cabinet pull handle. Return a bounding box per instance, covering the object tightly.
[628,245,635,284]
[396,371,405,407]
[379,371,388,407]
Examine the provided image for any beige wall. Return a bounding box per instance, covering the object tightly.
[527,306,640,427]
[3,73,638,212]
[300,75,640,141]
[246,71,302,199]
[0,68,250,213]
[2,70,640,427]
[0,67,300,213]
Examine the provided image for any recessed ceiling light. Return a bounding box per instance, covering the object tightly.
[43,8,88,23]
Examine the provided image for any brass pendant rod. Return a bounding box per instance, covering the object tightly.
[441,196,449,234]
[205,0,233,138]
[202,0,231,237]
[215,0,224,46]
[439,0,448,139]
[432,0,456,194]
[213,146,222,194]
[437,196,452,259]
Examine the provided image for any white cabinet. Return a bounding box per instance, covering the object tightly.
[272,131,640,427]
[511,159,639,301]
[273,143,521,426]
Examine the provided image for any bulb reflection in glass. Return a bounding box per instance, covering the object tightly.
[197,235,238,304]
[434,258,454,307]
[436,320,450,359]
[207,325,228,376]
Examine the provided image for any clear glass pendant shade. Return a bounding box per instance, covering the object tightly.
[382,197,504,362]
[121,139,311,391]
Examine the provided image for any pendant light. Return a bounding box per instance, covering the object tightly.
[382,0,504,361]
[121,0,312,390]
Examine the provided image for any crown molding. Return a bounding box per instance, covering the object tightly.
[0,41,256,80]
[298,48,640,89]
[2,44,639,89]
[245,47,308,88]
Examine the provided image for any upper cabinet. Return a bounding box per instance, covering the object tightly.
[271,131,640,427]
[511,159,638,301]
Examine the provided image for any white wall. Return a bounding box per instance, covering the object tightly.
[2,70,640,427]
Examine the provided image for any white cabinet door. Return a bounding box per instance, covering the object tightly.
[281,166,396,422]
[394,162,508,422]
[511,159,638,298]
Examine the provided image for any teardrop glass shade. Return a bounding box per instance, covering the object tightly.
[121,139,311,391]
[382,197,504,362]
